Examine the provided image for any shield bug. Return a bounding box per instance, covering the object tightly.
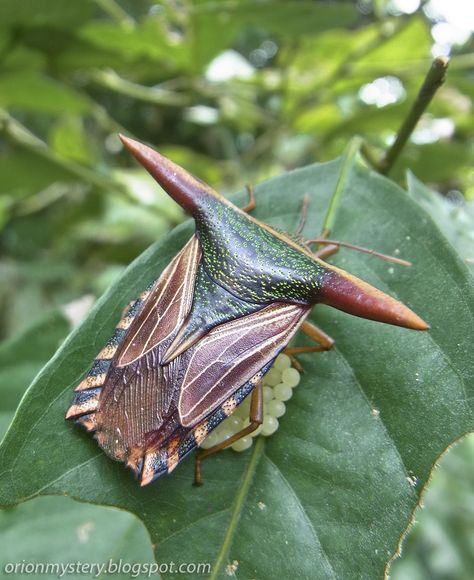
[66,136,428,486]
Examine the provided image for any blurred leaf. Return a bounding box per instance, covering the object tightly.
[0,311,154,577]
[284,23,381,99]
[448,73,474,104]
[0,197,9,231]
[390,435,474,580]
[0,255,77,339]
[407,172,474,270]
[0,151,76,198]
[49,116,95,164]
[158,145,224,185]
[394,142,473,184]
[79,18,188,68]
[0,310,70,440]
[113,168,184,221]
[54,40,128,72]
[75,193,177,243]
[294,102,341,135]
[1,45,47,74]
[289,25,379,76]
[0,496,154,578]
[0,72,91,114]
[88,69,191,106]
[323,101,410,142]
[354,18,432,72]
[191,1,357,70]
[0,158,472,579]
[0,0,94,29]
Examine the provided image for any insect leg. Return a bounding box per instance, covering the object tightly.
[313,244,339,260]
[300,320,334,350]
[241,184,256,213]
[193,382,263,486]
[284,320,334,366]
[305,221,339,259]
[295,192,310,235]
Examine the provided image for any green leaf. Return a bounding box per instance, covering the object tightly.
[406,172,474,271]
[190,0,357,70]
[0,150,76,198]
[49,116,95,164]
[0,72,91,114]
[321,102,411,141]
[0,0,94,30]
[0,247,195,574]
[390,436,474,580]
[0,158,473,579]
[0,310,154,576]
[0,310,70,440]
[0,496,154,577]
[353,18,432,72]
[78,19,188,69]
[393,142,473,185]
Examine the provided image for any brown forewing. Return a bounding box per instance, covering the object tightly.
[116,235,201,366]
[84,236,200,465]
[178,302,310,427]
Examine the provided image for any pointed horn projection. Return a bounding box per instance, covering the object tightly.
[119,135,218,214]
[318,264,429,330]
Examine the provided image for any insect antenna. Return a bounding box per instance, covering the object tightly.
[307,238,412,267]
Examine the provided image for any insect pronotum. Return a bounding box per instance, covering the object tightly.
[66,136,429,486]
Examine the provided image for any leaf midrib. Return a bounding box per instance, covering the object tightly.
[209,436,265,579]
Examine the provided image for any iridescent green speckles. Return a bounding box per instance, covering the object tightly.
[195,200,326,306]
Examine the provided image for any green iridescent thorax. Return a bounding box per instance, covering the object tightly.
[120,137,430,338]
[166,262,265,356]
[165,197,326,358]
[195,197,328,306]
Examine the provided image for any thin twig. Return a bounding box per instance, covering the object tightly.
[379,57,449,175]
[89,70,192,107]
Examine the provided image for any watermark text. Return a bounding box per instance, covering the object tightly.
[3,559,211,577]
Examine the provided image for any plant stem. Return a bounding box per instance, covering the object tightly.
[89,70,192,107]
[322,136,362,235]
[210,438,265,580]
[378,57,449,175]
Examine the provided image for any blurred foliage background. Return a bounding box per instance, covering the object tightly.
[0,0,473,578]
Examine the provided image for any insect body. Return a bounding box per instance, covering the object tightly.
[66,136,428,486]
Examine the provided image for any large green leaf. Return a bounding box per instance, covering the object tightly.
[406,173,474,272]
[0,157,472,579]
[0,310,70,439]
[0,496,154,578]
[0,311,154,578]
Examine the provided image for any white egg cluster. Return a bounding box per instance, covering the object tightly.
[200,353,301,453]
